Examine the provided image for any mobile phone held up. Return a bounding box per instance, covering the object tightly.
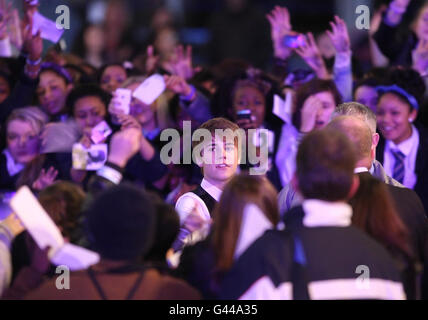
[236,109,252,121]
[283,34,306,48]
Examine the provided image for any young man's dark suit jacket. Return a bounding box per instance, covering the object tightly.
[376,124,428,214]
[358,171,428,299]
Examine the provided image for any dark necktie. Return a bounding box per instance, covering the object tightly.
[391,149,406,184]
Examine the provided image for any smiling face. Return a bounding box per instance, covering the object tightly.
[73,96,107,131]
[37,71,71,116]
[7,119,40,164]
[200,136,239,189]
[100,65,127,93]
[376,93,417,145]
[233,85,266,129]
[311,91,336,129]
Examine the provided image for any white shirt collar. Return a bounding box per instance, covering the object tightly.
[386,124,418,157]
[2,149,25,176]
[201,178,223,202]
[302,199,352,228]
[354,167,369,174]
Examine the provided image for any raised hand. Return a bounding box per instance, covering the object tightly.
[145,45,159,74]
[107,127,142,168]
[295,32,330,79]
[412,39,428,76]
[266,6,293,60]
[2,212,25,237]
[326,16,351,54]
[0,0,13,40]
[164,74,194,98]
[9,9,23,49]
[116,113,142,131]
[299,95,323,133]
[21,6,42,61]
[182,201,211,233]
[385,0,411,26]
[32,166,58,191]
[170,45,194,80]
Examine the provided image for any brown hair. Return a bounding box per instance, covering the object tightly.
[192,117,241,150]
[349,173,411,257]
[296,128,356,201]
[38,181,86,242]
[293,79,342,129]
[211,174,279,271]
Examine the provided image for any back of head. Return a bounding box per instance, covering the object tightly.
[327,116,373,165]
[86,183,156,261]
[297,129,356,201]
[334,102,377,134]
[144,192,179,264]
[38,181,86,243]
[212,174,279,271]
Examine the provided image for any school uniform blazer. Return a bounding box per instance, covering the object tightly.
[376,124,428,213]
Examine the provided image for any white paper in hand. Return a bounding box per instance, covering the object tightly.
[32,12,64,43]
[91,121,112,144]
[50,243,100,271]
[273,94,292,124]
[234,203,273,260]
[72,143,108,171]
[10,186,64,251]
[132,74,165,105]
[10,186,100,271]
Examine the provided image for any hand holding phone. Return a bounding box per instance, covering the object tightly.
[283,34,306,48]
[113,88,131,115]
[236,109,252,121]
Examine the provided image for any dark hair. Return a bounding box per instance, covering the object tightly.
[144,192,179,266]
[293,79,342,129]
[212,174,279,271]
[86,183,156,260]
[64,63,96,85]
[40,62,73,84]
[38,181,86,243]
[296,128,356,201]
[97,62,138,83]
[66,84,112,115]
[349,173,411,258]
[377,67,426,110]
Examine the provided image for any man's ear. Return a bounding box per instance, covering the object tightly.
[372,132,380,147]
[347,175,360,200]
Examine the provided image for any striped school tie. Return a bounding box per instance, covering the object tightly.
[391,149,406,184]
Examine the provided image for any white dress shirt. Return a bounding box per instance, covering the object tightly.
[383,125,419,189]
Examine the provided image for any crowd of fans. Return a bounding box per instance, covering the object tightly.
[0,0,428,300]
